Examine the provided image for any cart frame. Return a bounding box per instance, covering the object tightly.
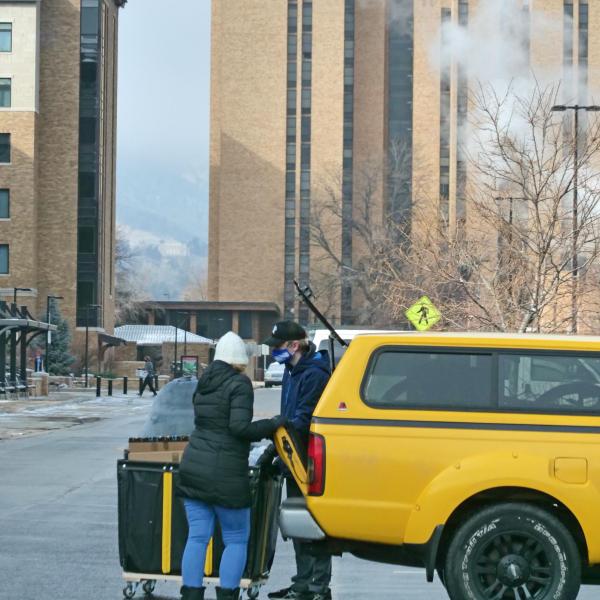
[121,572,266,599]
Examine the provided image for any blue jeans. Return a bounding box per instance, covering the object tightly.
[182,499,251,590]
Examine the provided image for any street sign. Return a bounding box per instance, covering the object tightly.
[405,296,441,331]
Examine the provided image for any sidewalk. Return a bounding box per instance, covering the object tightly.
[0,389,149,441]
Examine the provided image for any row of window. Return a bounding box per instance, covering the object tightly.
[364,349,600,414]
[341,0,355,322]
[283,0,299,317]
[0,24,12,108]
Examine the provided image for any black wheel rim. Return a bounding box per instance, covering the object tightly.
[471,530,554,599]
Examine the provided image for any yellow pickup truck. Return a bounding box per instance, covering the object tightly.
[275,332,600,600]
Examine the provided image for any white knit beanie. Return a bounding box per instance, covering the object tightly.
[214,331,249,366]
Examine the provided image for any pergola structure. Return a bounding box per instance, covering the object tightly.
[0,301,57,385]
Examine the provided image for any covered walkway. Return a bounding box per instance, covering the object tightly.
[0,301,57,385]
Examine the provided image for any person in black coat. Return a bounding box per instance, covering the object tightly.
[178,332,285,600]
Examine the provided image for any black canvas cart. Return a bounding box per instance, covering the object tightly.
[117,438,282,599]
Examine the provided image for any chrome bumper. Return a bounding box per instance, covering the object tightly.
[279,497,326,541]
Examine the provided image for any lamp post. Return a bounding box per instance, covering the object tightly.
[45,295,63,373]
[84,303,102,387]
[172,311,190,378]
[551,104,600,333]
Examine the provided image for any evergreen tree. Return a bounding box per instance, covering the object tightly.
[45,303,75,375]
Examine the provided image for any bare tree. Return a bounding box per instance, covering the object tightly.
[182,266,208,301]
[384,81,600,332]
[115,226,148,325]
[310,81,600,333]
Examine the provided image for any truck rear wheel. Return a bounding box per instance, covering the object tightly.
[444,502,580,600]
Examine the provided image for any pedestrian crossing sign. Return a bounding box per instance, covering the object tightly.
[405,296,441,332]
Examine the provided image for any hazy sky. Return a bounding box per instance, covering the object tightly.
[117,0,211,205]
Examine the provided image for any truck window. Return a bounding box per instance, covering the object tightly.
[362,350,493,410]
[499,353,600,412]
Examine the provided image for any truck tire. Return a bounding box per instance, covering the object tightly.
[444,502,580,600]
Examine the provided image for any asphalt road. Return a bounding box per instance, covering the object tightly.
[0,387,596,599]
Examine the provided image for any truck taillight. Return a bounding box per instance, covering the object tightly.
[307,433,326,496]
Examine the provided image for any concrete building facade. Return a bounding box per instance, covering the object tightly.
[0,0,125,338]
[208,0,599,325]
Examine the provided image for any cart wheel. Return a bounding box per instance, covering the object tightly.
[123,582,137,599]
[247,586,260,599]
[142,580,156,595]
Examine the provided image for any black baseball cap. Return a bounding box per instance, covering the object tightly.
[263,321,307,347]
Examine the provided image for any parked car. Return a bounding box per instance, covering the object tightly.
[264,361,285,388]
[310,328,404,366]
[276,332,600,600]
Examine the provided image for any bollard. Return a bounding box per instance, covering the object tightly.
[108,379,113,397]
[154,375,159,391]
[96,376,101,397]
[138,377,143,395]
[123,376,128,395]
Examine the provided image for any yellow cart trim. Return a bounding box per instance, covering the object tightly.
[204,538,213,576]
[161,472,173,574]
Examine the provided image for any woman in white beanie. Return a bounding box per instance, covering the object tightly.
[178,332,285,600]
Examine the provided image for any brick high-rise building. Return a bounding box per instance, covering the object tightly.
[0,0,125,337]
[208,0,598,325]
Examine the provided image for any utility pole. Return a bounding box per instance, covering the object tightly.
[84,304,102,387]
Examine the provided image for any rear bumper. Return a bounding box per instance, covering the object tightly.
[279,497,326,541]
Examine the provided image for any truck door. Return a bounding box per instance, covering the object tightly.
[274,424,309,495]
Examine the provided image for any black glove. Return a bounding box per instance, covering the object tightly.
[271,414,287,429]
[256,444,283,477]
[255,443,277,469]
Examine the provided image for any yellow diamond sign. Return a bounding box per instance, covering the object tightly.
[406,296,441,332]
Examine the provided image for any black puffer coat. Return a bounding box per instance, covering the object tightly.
[178,360,278,508]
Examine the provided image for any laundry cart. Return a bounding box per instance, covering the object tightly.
[117,437,283,599]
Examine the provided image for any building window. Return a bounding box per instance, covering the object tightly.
[0,133,10,163]
[0,79,10,108]
[456,1,469,226]
[579,0,589,100]
[0,189,9,218]
[439,7,452,224]
[388,0,414,226]
[79,172,96,198]
[564,1,574,68]
[78,227,95,253]
[0,24,12,53]
[239,312,253,340]
[284,0,299,319]
[79,116,96,144]
[341,0,355,323]
[297,1,313,323]
[0,244,9,274]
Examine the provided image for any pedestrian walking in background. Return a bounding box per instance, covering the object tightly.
[177,331,286,600]
[262,321,332,600]
[139,355,157,396]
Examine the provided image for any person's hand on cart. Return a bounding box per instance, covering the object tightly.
[255,440,284,477]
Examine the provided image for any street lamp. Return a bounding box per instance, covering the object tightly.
[551,104,600,333]
[84,303,102,387]
[172,311,190,379]
[45,295,64,373]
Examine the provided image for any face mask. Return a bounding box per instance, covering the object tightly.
[272,348,294,364]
